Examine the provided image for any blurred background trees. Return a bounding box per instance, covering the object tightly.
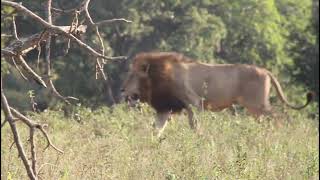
[1,0,318,111]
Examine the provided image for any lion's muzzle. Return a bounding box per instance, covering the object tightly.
[120,88,140,107]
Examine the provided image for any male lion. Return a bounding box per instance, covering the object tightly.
[121,52,313,137]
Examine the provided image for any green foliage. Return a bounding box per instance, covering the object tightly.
[1,6,15,75]
[1,0,318,108]
[215,0,289,70]
[1,105,318,179]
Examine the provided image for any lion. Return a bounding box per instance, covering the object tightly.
[121,52,313,137]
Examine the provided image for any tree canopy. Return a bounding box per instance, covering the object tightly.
[2,0,318,110]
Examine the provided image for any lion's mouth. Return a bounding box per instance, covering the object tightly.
[125,93,140,102]
[131,93,140,101]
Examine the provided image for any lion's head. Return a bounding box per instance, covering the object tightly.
[120,56,151,106]
[120,72,140,106]
[121,52,188,113]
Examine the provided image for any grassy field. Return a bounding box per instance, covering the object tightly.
[1,104,319,180]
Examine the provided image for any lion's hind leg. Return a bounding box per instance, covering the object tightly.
[246,104,286,128]
[245,103,273,122]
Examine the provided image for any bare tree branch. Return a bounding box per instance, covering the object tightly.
[52,0,87,14]
[43,0,79,104]
[1,0,126,61]
[1,26,86,58]
[1,49,16,56]
[1,119,8,128]
[12,57,28,81]
[83,0,107,79]
[30,128,37,176]
[10,107,64,154]
[1,34,13,37]
[83,0,116,104]
[1,0,131,178]
[94,18,132,26]
[15,55,47,88]
[1,77,37,180]
[12,16,19,40]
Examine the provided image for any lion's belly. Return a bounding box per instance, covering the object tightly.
[194,77,238,101]
[203,100,233,111]
[189,66,239,108]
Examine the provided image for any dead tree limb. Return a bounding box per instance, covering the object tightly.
[29,128,37,176]
[1,26,87,58]
[15,55,47,88]
[41,0,76,104]
[93,18,132,26]
[1,90,64,178]
[1,0,131,178]
[1,119,8,128]
[12,16,19,40]
[1,77,37,180]
[9,107,64,154]
[1,0,126,61]
[83,0,116,104]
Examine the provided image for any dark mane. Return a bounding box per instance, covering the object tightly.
[132,52,190,113]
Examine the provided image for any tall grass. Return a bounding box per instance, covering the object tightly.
[1,104,319,179]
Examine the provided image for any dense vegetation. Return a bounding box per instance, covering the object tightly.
[1,0,319,110]
[1,0,319,179]
[1,105,319,179]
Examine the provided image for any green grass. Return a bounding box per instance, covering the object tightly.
[1,104,319,180]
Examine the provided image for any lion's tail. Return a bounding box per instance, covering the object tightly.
[267,71,314,110]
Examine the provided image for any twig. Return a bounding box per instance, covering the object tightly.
[30,128,37,176]
[83,0,107,80]
[9,141,16,151]
[36,29,48,69]
[51,0,86,14]
[48,80,78,104]
[94,18,132,26]
[36,163,57,176]
[51,6,81,14]
[83,0,116,104]
[9,107,64,154]
[1,77,37,180]
[38,125,64,153]
[44,0,52,79]
[12,16,19,40]
[15,55,47,88]
[1,26,85,59]
[1,34,12,37]
[1,119,8,128]
[43,1,79,105]
[1,49,16,56]
[2,0,127,61]
[12,57,28,81]
[37,45,41,69]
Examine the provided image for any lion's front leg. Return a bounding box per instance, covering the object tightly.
[173,66,202,108]
[153,111,171,138]
[174,80,202,109]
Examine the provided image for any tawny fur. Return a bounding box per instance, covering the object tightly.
[123,52,313,116]
[121,52,313,136]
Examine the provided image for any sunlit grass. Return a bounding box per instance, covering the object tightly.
[1,104,318,179]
